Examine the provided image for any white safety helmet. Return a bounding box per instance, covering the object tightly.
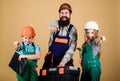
[84,21,99,30]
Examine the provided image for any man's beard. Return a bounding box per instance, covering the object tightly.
[58,16,70,27]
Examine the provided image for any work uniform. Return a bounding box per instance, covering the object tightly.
[80,41,101,81]
[16,42,40,81]
[42,20,77,69]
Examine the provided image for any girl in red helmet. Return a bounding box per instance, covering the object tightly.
[14,26,41,81]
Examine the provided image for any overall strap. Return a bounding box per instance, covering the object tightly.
[21,42,25,53]
[21,42,35,54]
[53,24,73,37]
[67,24,73,36]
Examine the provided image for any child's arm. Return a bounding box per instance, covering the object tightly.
[18,50,41,61]
[14,41,20,51]
[77,48,82,66]
[95,35,106,45]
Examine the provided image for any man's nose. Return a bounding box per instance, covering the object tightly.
[62,13,66,16]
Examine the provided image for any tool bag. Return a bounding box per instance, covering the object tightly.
[38,66,80,81]
[8,52,28,75]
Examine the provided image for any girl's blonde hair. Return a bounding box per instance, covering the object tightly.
[84,29,101,59]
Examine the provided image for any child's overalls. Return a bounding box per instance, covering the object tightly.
[80,42,101,81]
[42,24,73,69]
[17,42,38,81]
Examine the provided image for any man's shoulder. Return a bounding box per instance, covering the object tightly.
[70,24,76,28]
[69,24,77,31]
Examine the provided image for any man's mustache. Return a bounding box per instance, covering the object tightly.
[60,16,69,20]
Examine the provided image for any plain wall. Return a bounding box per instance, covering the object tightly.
[0,0,120,81]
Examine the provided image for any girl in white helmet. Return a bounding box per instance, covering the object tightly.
[80,21,106,81]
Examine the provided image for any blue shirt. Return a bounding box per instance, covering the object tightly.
[17,42,40,55]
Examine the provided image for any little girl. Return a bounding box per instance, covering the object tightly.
[80,21,106,81]
[14,26,41,81]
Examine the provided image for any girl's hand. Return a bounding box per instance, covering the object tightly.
[78,58,82,66]
[14,41,20,46]
[14,41,20,50]
[100,35,106,42]
[96,35,106,44]
[18,55,26,61]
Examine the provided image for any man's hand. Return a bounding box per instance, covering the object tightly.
[50,26,59,32]
[57,61,65,67]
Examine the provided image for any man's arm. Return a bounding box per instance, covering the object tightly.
[58,26,77,66]
[48,20,59,47]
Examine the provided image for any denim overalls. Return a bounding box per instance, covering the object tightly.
[42,24,73,69]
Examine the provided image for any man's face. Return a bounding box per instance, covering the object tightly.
[59,9,70,21]
[59,9,71,26]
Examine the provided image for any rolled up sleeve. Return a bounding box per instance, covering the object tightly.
[61,27,77,64]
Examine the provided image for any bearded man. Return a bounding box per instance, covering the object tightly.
[42,3,78,69]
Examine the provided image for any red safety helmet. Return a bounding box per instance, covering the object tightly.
[20,26,36,37]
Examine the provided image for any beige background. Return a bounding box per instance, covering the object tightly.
[0,0,120,81]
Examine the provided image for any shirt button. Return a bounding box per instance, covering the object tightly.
[94,60,96,62]
[94,65,96,67]
[88,61,90,63]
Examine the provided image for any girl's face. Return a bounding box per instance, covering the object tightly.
[22,36,33,44]
[85,29,95,41]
